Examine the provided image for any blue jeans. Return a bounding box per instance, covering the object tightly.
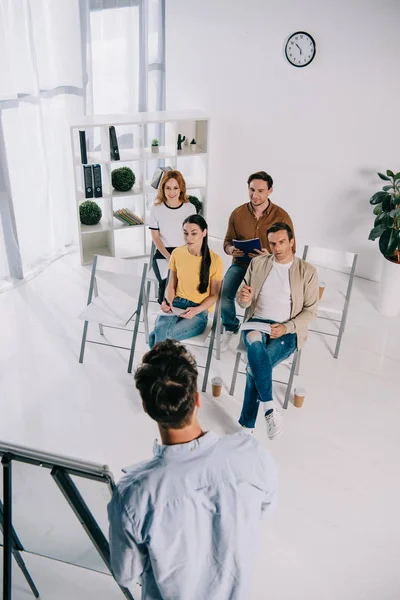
[238,319,297,429]
[221,263,247,333]
[149,297,208,348]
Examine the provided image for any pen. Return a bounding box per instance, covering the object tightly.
[243,278,249,287]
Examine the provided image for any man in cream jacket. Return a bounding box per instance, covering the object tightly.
[236,222,318,439]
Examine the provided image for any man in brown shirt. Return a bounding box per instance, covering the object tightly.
[221,171,295,350]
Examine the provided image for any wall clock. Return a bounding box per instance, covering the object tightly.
[285,32,316,67]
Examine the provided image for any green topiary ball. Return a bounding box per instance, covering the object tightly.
[111,167,136,192]
[188,195,203,214]
[80,200,102,225]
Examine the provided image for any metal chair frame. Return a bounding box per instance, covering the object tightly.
[229,308,301,409]
[78,256,147,373]
[302,245,358,359]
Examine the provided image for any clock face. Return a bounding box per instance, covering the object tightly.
[285,32,316,67]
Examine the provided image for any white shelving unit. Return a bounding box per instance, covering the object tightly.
[70,110,210,265]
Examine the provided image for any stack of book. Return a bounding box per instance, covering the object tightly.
[113,208,144,226]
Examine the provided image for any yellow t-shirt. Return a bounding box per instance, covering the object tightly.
[169,246,224,306]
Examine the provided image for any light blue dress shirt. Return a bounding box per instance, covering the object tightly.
[108,431,277,599]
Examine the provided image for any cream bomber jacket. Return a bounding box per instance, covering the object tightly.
[236,254,319,349]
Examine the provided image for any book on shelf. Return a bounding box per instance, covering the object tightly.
[113,208,144,226]
[109,126,120,161]
[150,166,172,189]
[79,130,87,164]
[83,165,93,198]
[92,164,102,197]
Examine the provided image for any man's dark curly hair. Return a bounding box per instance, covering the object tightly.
[134,339,198,429]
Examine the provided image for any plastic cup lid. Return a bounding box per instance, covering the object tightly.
[211,376,223,385]
[294,386,306,396]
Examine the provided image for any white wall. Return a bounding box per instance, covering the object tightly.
[166,0,400,280]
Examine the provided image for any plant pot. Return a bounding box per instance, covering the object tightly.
[190,144,197,152]
[151,146,159,154]
[377,255,400,317]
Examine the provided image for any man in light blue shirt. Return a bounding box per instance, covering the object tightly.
[108,339,277,599]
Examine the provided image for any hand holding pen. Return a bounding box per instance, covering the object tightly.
[240,278,254,303]
[161,297,173,313]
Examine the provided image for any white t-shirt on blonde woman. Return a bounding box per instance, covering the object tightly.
[148,202,196,248]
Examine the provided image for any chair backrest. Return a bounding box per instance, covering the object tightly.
[302,245,357,275]
[95,255,144,277]
[86,256,147,306]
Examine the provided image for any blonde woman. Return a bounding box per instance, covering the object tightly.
[149,170,196,303]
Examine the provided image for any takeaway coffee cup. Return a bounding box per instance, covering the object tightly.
[319,281,326,300]
[294,386,306,408]
[211,376,223,398]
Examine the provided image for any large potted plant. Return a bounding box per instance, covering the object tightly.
[368,169,400,316]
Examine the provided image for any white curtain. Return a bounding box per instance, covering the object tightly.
[0,0,83,291]
[0,0,165,292]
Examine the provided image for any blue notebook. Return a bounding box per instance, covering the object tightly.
[233,238,262,261]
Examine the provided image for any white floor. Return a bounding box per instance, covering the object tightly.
[1,242,400,600]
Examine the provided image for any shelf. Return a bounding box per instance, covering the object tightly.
[82,245,113,265]
[176,147,206,158]
[73,110,209,265]
[112,220,145,230]
[76,147,206,165]
[77,190,111,201]
[111,187,143,198]
[80,220,112,234]
[144,146,175,160]
[70,110,209,129]
[75,151,104,165]
[110,149,141,162]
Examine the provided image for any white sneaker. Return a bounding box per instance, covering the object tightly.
[264,404,283,440]
[240,425,255,435]
[220,330,238,352]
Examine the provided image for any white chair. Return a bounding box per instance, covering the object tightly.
[229,311,301,410]
[302,245,358,359]
[78,255,147,373]
[143,285,222,393]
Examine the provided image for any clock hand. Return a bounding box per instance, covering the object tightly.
[295,43,302,55]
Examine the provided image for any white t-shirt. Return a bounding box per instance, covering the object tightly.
[253,259,293,322]
[148,202,196,248]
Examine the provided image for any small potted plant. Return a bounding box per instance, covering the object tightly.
[368,169,400,316]
[151,139,159,154]
[188,195,203,214]
[190,138,197,152]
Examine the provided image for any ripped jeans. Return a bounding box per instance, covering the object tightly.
[238,319,297,429]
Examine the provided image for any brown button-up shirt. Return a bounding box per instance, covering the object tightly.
[223,201,296,266]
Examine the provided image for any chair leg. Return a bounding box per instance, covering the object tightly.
[334,321,345,359]
[283,352,297,410]
[79,322,89,363]
[216,307,222,361]
[229,352,242,396]
[202,334,215,393]
[128,314,140,374]
[143,282,151,344]
[295,349,301,376]
[98,323,104,336]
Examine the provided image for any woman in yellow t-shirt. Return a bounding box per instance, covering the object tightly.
[149,214,224,348]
